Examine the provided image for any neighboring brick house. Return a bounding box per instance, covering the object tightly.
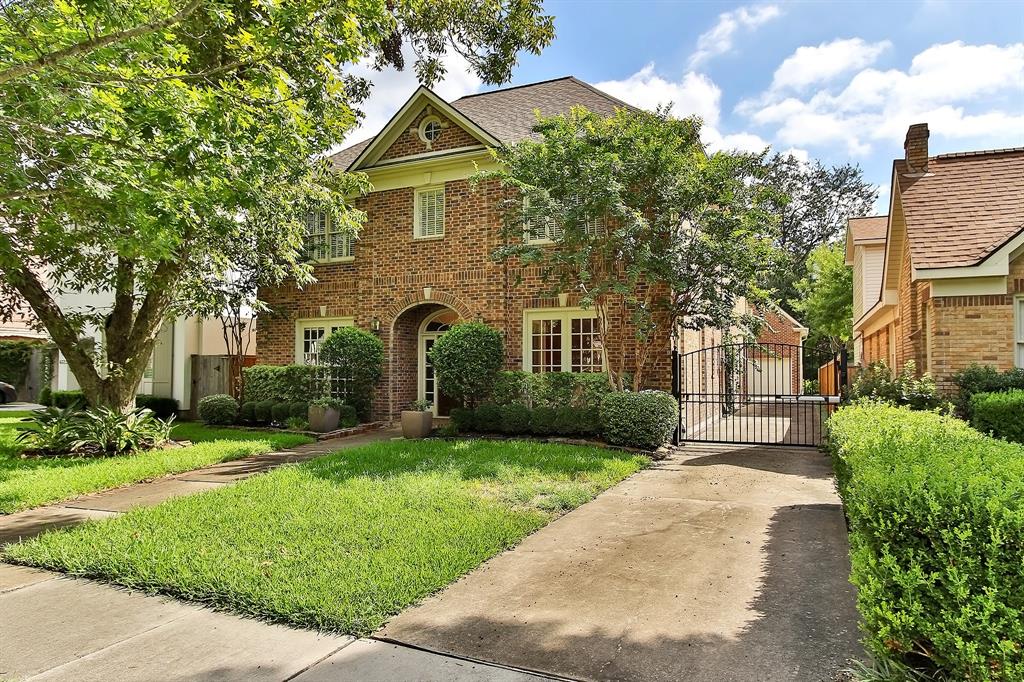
[850,123,1024,390]
[259,77,680,419]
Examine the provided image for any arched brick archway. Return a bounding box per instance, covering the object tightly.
[384,289,475,328]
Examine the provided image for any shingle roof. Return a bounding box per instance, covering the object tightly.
[896,148,1024,268]
[328,76,636,170]
[848,215,888,242]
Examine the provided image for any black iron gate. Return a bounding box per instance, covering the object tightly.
[671,342,842,447]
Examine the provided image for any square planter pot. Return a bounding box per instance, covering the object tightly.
[308,405,340,433]
[401,410,433,439]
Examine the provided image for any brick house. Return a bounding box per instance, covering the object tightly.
[849,123,1024,390]
[258,77,680,419]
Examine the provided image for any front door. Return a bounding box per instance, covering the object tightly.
[421,337,456,416]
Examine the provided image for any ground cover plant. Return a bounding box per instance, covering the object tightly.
[0,416,312,514]
[6,439,647,634]
[827,402,1023,680]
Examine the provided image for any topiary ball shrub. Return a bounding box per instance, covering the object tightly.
[318,327,384,420]
[529,406,557,435]
[600,390,676,450]
[971,389,1024,444]
[270,401,291,425]
[499,404,531,435]
[474,404,502,433]
[239,401,257,423]
[429,322,504,407]
[449,407,476,433]
[51,389,87,409]
[197,394,238,426]
[135,394,179,420]
[338,404,358,428]
[253,399,275,424]
[290,401,309,419]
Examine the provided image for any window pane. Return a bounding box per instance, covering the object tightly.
[570,317,602,372]
[302,327,325,365]
[531,318,562,372]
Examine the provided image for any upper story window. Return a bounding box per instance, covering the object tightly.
[415,186,445,239]
[524,309,603,373]
[524,199,602,245]
[304,212,353,262]
[419,116,444,144]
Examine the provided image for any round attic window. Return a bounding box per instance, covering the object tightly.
[419,116,443,143]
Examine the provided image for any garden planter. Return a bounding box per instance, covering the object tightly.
[308,405,340,433]
[401,410,433,439]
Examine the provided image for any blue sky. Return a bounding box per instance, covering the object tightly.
[350,0,1024,211]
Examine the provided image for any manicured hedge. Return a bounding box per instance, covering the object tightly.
[448,404,601,440]
[197,394,238,425]
[600,390,676,450]
[49,389,87,409]
[952,364,1024,418]
[489,370,614,411]
[970,389,1024,444]
[242,365,317,403]
[135,394,179,420]
[826,402,1024,680]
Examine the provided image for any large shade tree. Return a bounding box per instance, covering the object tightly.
[794,240,853,371]
[0,0,554,411]
[479,106,779,390]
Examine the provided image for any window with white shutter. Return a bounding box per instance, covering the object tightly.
[304,212,354,262]
[415,187,445,238]
[524,198,603,244]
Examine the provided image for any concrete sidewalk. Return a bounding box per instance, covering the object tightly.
[0,427,400,546]
[380,443,862,681]
[0,564,548,681]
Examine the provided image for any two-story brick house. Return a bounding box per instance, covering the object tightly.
[258,77,677,419]
[849,123,1024,390]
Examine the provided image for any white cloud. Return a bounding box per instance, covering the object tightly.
[688,4,782,68]
[738,41,1024,155]
[338,48,483,148]
[770,38,891,91]
[596,65,722,125]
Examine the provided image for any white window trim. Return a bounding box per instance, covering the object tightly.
[414,185,445,239]
[417,115,445,146]
[1016,295,1024,368]
[522,307,605,373]
[305,212,355,264]
[294,317,355,365]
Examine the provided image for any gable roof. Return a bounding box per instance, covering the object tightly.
[896,147,1024,269]
[848,215,888,242]
[328,76,637,171]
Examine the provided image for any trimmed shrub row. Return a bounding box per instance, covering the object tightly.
[952,364,1024,418]
[826,402,1024,680]
[451,404,601,438]
[489,370,615,411]
[242,365,317,403]
[237,399,357,429]
[970,389,1024,444]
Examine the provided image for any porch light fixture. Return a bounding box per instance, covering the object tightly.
[371,316,381,333]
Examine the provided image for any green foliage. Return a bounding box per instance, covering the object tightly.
[0,0,554,412]
[531,372,612,410]
[285,417,309,431]
[970,390,1024,444]
[826,403,1024,680]
[529,406,557,435]
[554,407,600,437]
[17,406,172,457]
[474,404,503,433]
[408,399,432,412]
[491,370,532,406]
[429,323,505,407]
[802,379,820,394]
[499,404,531,434]
[318,327,384,419]
[480,106,780,389]
[38,386,52,407]
[197,394,238,426]
[849,361,944,411]
[600,390,677,450]
[311,397,344,410]
[239,402,257,424]
[338,404,358,428]
[271,402,292,425]
[253,400,276,424]
[289,402,309,420]
[794,241,852,354]
[134,395,179,420]
[449,407,476,433]
[0,340,35,385]
[243,365,317,403]
[951,365,1024,418]
[50,390,87,409]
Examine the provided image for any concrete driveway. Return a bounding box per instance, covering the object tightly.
[379,443,861,681]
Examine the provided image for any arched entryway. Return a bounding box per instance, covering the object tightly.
[389,303,461,418]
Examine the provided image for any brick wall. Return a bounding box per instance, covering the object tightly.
[379,107,481,161]
[259,176,672,420]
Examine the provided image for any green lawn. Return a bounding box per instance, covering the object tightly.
[5,439,647,634]
[0,415,313,514]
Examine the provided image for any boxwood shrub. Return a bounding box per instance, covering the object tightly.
[499,404,531,434]
[270,401,292,425]
[135,394,179,420]
[449,407,476,432]
[952,364,1024,418]
[600,390,676,450]
[430,322,504,407]
[289,401,309,420]
[50,389,87,409]
[253,399,276,424]
[826,402,1024,679]
[970,389,1024,444]
[529,406,557,435]
[238,401,257,423]
[197,394,238,425]
[338,404,358,428]
[473,404,502,433]
[242,365,317,403]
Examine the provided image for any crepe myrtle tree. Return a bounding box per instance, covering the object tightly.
[477,106,779,391]
[0,0,554,411]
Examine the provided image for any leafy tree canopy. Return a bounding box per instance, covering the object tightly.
[478,106,780,389]
[0,0,554,410]
[794,240,853,361]
[762,153,877,310]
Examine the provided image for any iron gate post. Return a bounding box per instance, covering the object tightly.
[671,349,681,446]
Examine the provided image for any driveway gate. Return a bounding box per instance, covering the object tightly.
[671,342,842,447]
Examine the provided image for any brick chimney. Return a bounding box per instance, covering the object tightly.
[904,123,930,174]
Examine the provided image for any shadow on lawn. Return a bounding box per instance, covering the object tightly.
[377,502,863,682]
